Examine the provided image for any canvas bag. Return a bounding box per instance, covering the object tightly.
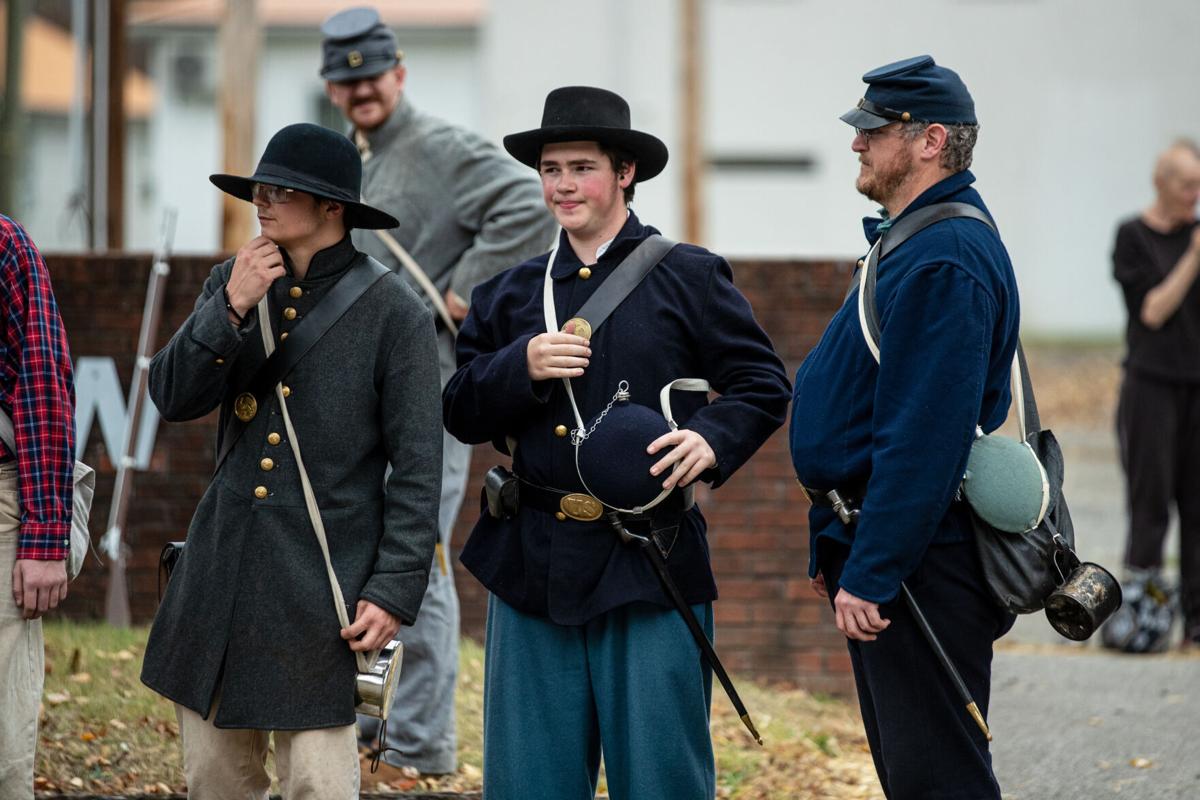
[0,409,96,580]
[854,203,1079,614]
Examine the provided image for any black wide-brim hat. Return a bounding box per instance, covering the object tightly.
[210,122,398,230]
[504,86,668,182]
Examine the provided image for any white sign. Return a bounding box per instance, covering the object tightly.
[74,357,161,469]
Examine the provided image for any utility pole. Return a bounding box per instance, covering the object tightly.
[219,0,260,251]
[105,0,126,249]
[1,0,28,216]
[680,0,704,244]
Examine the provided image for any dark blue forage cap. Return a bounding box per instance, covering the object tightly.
[576,401,673,510]
[840,55,976,130]
[320,6,402,82]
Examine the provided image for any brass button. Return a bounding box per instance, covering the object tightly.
[283,307,298,321]
[555,511,567,521]
[260,458,274,471]
[554,424,568,438]
[215,358,224,365]
[578,266,592,280]
[254,486,268,500]
[289,286,302,298]
[267,432,281,445]
[280,332,289,341]
[901,111,912,122]
[282,386,291,398]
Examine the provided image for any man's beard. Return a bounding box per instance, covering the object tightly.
[856,147,913,206]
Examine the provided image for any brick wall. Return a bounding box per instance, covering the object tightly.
[45,251,854,695]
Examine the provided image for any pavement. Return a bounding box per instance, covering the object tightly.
[989,426,1200,800]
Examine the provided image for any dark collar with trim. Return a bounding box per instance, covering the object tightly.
[280,234,358,283]
[549,211,653,280]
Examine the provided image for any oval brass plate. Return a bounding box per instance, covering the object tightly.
[562,317,592,341]
[234,392,258,422]
[560,493,603,522]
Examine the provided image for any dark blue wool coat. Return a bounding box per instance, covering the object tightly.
[444,213,791,625]
[789,170,1020,605]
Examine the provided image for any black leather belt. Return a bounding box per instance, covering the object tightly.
[799,481,866,508]
[518,479,684,523]
[798,479,867,526]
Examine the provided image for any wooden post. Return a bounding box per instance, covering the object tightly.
[679,0,704,244]
[105,0,125,249]
[1,0,28,217]
[218,0,260,251]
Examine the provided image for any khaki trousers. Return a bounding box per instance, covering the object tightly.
[175,696,359,800]
[0,463,42,800]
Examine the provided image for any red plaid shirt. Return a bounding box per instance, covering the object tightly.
[0,214,75,561]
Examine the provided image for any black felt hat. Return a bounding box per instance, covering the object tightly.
[503,86,669,182]
[209,123,398,230]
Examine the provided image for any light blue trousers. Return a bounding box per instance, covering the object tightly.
[483,595,715,800]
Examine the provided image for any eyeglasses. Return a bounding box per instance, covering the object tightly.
[854,124,905,141]
[251,183,295,204]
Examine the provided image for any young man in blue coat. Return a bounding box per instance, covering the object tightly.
[790,57,1020,799]
[443,86,790,799]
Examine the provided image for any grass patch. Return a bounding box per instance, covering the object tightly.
[37,622,881,798]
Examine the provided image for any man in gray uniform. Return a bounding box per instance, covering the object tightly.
[320,6,556,778]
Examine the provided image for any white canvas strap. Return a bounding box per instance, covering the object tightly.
[0,408,14,452]
[541,245,709,513]
[257,295,377,673]
[372,228,459,337]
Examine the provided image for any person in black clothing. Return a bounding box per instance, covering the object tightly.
[1112,139,1200,648]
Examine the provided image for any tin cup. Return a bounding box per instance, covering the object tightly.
[1045,563,1123,641]
[354,639,404,719]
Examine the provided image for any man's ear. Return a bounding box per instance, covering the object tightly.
[619,160,637,188]
[325,200,345,221]
[921,123,950,164]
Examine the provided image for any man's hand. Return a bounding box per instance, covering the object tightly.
[340,600,402,653]
[224,236,286,320]
[526,321,590,381]
[444,289,469,322]
[12,559,68,620]
[833,587,890,642]
[647,429,716,490]
[811,571,829,599]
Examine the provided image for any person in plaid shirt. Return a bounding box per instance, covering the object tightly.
[0,213,75,800]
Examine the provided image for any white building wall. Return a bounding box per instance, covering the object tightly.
[482,0,1200,337]
[141,25,481,255]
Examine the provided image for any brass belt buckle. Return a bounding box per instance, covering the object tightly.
[560,493,603,522]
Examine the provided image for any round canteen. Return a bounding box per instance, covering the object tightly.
[961,435,1049,533]
[577,401,673,510]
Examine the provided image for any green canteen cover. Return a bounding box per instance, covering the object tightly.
[961,435,1050,533]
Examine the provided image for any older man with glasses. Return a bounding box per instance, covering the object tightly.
[790,56,1021,799]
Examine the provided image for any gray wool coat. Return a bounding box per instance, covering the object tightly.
[140,236,442,730]
[353,98,557,305]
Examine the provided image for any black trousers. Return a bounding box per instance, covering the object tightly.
[819,539,1015,800]
[1117,370,1200,638]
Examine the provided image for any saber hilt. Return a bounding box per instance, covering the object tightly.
[606,511,764,745]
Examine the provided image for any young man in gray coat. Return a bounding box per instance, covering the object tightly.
[141,123,442,799]
[320,5,556,778]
